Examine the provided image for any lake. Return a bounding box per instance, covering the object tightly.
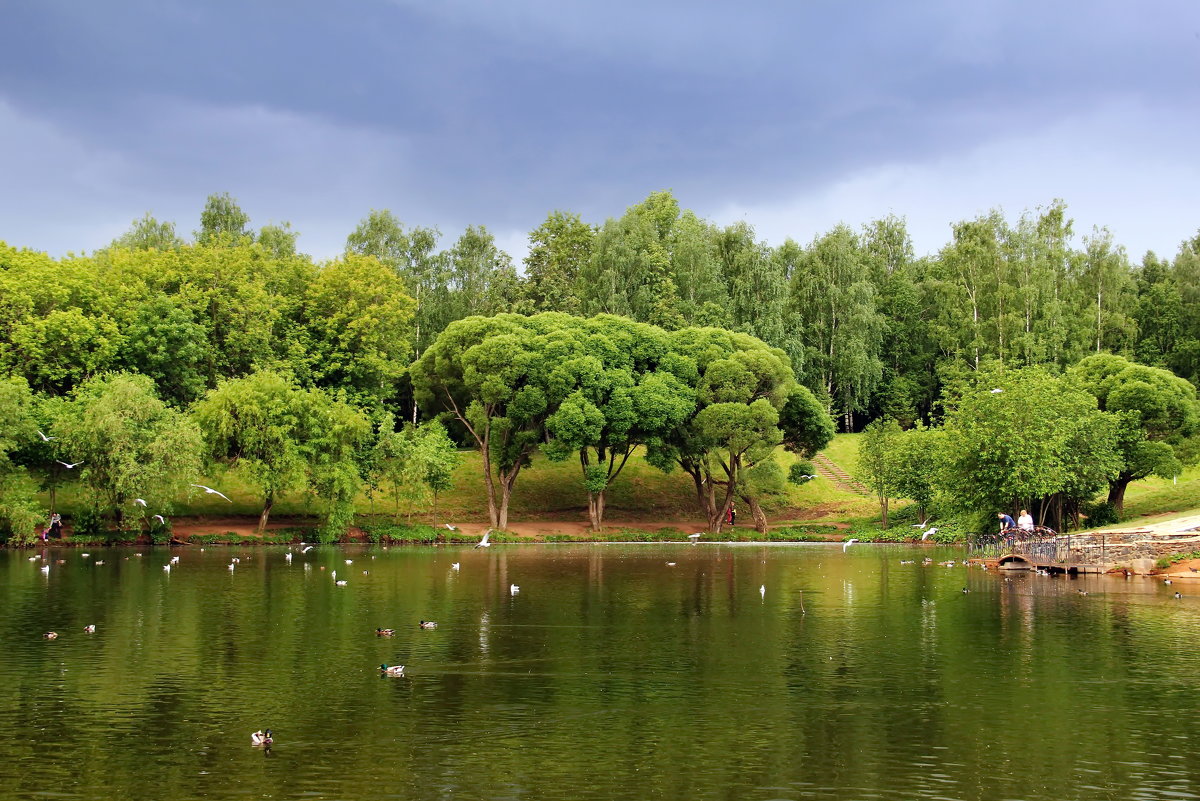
[1,543,1198,801]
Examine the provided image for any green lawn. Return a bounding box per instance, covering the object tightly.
[40,436,874,526]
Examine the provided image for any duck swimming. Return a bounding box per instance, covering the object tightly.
[419,621,437,629]
[43,632,58,639]
[251,729,272,746]
[84,625,96,633]
[376,628,396,636]
[380,664,405,676]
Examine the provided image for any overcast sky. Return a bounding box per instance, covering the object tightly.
[3,0,1198,264]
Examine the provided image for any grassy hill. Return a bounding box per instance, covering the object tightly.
[39,431,1200,534]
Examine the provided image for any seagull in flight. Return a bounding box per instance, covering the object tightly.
[301,545,314,553]
[57,460,83,469]
[475,530,491,548]
[37,430,55,442]
[688,533,702,543]
[190,483,232,502]
[990,388,1004,394]
[153,514,166,524]
[921,527,938,541]
[134,498,147,507]
[843,538,859,552]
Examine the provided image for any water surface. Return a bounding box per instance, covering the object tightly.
[1,544,1197,800]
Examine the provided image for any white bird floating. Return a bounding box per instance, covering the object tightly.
[688,533,702,543]
[510,583,520,595]
[451,562,460,571]
[760,584,766,598]
[170,556,180,564]
[228,563,236,571]
[81,553,89,558]
[28,556,38,561]
[336,579,348,586]
[41,565,50,575]
[301,545,314,553]
[134,498,147,507]
[285,552,293,562]
[843,539,859,552]
[37,429,55,442]
[163,564,171,572]
[475,530,491,548]
[57,460,83,469]
[921,528,938,541]
[666,562,676,566]
[190,483,232,502]
[345,559,353,565]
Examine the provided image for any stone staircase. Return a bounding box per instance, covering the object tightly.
[811,453,871,496]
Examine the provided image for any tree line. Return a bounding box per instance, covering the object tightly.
[2,190,1199,540]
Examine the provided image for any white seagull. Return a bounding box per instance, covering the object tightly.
[760,584,766,598]
[37,429,55,442]
[921,527,938,541]
[134,498,147,507]
[41,565,49,575]
[912,522,927,529]
[990,388,1004,394]
[57,460,83,469]
[475,530,491,548]
[843,538,859,552]
[190,484,232,502]
[170,556,180,564]
[301,545,314,553]
[510,583,520,594]
[451,562,460,571]
[163,564,171,572]
[153,514,166,524]
[285,552,293,562]
[688,533,702,543]
[444,523,456,531]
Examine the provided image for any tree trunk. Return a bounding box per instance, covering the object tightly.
[481,447,500,529]
[880,496,889,528]
[1107,476,1131,516]
[258,493,274,534]
[587,491,606,531]
[742,494,768,534]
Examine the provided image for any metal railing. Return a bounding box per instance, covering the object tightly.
[970,526,1062,559]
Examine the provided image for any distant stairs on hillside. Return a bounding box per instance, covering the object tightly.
[811,453,871,497]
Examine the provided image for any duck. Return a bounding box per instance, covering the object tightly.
[1174,591,1183,599]
[510,584,520,594]
[94,560,104,565]
[1163,579,1173,585]
[899,560,914,565]
[380,663,405,676]
[376,628,396,636]
[251,729,272,746]
[84,625,96,633]
[962,587,969,594]
[419,621,437,629]
[43,632,58,639]
[335,580,348,587]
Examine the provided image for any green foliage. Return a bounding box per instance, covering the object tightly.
[56,373,202,529]
[1157,550,1200,569]
[788,460,816,485]
[1081,501,1119,527]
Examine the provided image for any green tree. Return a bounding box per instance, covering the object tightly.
[56,373,202,529]
[543,316,694,530]
[196,192,252,245]
[524,211,595,314]
[193,371,313,533]
[938,369,1121,531]
[111,213,185,251]
[372,419,462,520]
[1069,354,1199,513]
[857,418,902,526]
[411,313,562,529]
[302,254,415,406]
[0,377,44,543]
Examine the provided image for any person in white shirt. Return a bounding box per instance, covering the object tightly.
[1017,509,1035,532]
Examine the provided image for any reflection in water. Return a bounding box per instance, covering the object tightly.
[0,543,1198,801]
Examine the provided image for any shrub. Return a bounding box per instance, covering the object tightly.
[1081,501,1119,528]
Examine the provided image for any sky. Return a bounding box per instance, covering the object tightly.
[2,0,1198,264]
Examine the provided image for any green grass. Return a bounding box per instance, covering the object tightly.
[37,437,874,527]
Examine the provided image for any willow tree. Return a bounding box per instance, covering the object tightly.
[56,373,201,530]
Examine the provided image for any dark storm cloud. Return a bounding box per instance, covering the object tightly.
[1,0,1197,256]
